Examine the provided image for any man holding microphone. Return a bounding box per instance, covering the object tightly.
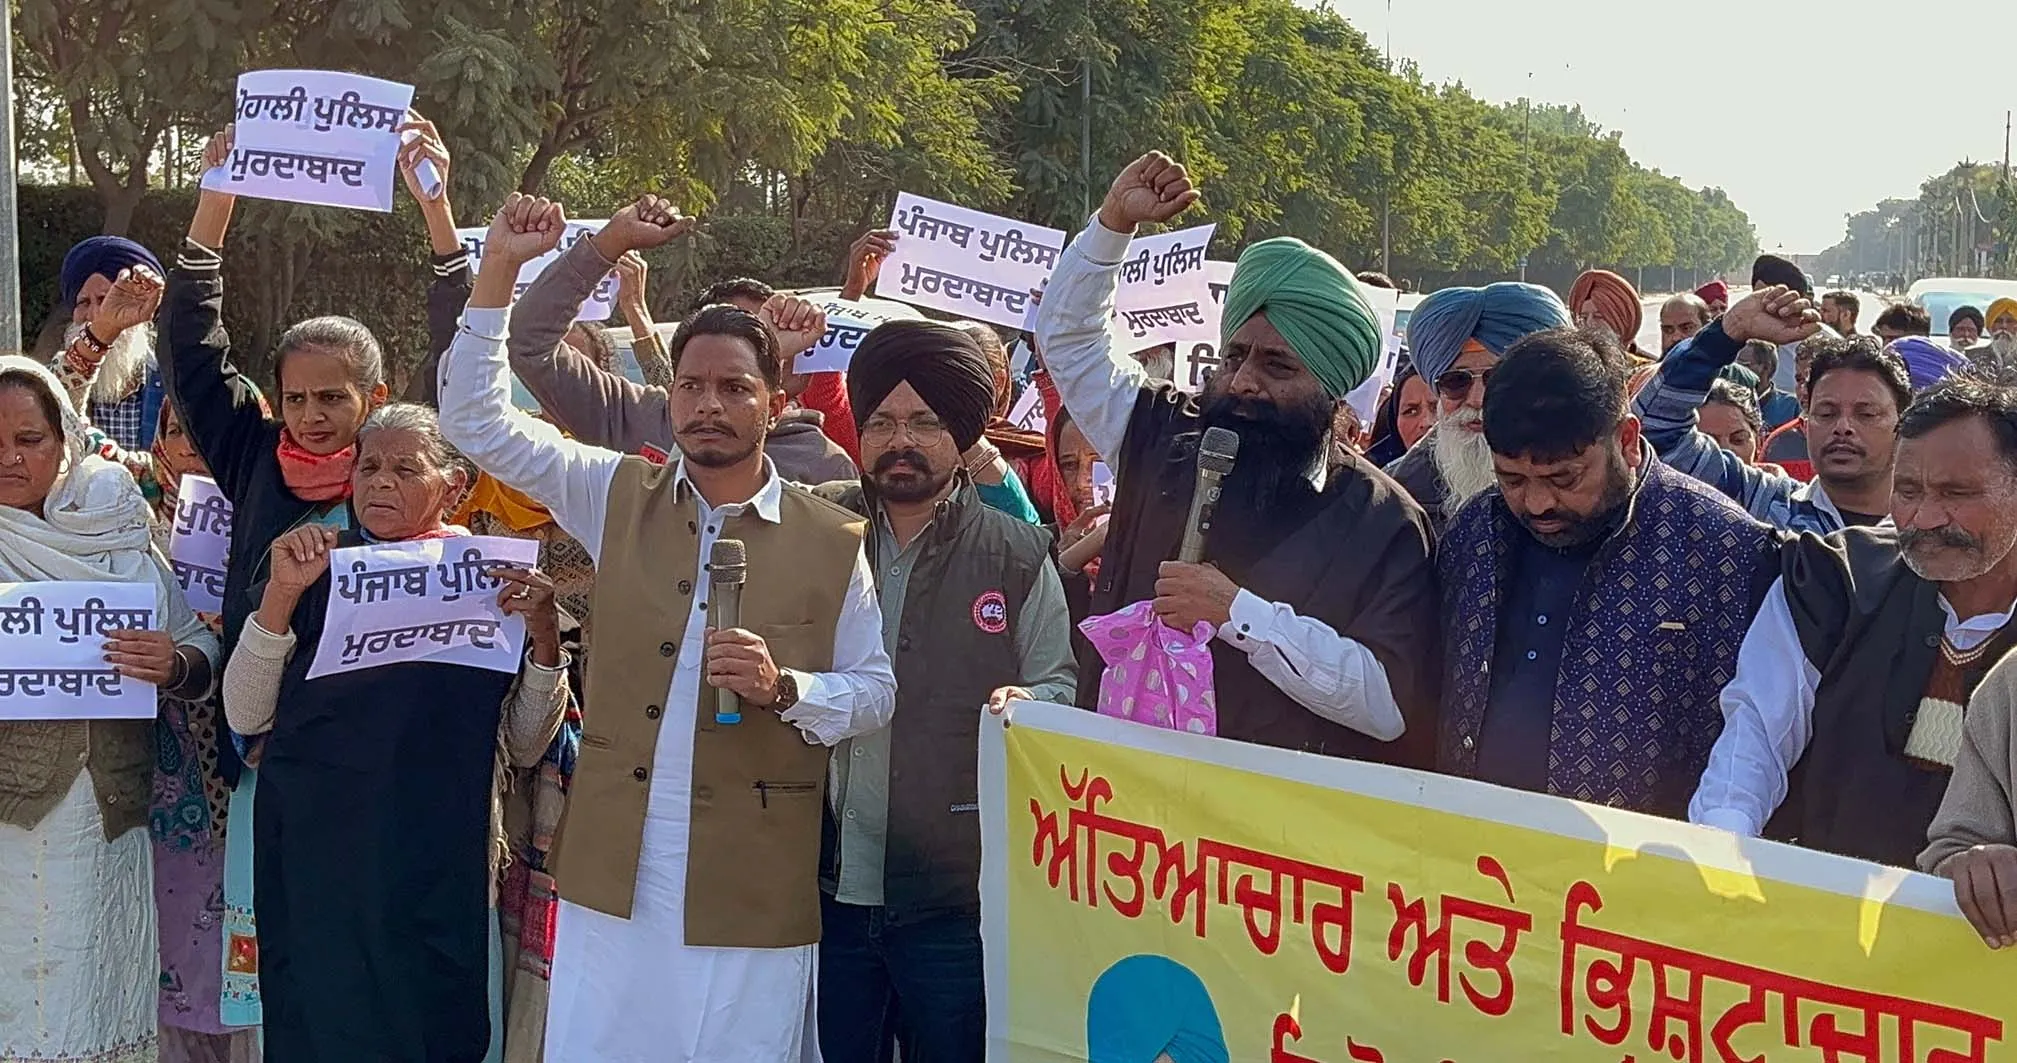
[1034,151,1441,766]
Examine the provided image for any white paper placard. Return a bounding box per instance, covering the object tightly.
[308,536,540,680]
[796,296,929,374]
[1112,225,1219,350]
[201,69,415,212]
[166,475,232,616]
[1090,462,1115,508]
[0,581,157,720]
[457,221,614,321]
[875,193,1065,329]
[1169,261,1238,392]
[1005,386,1048,441]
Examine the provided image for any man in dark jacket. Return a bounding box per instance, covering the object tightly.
[1036,150,1440,767]
[811,320,1075,1063]
[1692,379,2017,867]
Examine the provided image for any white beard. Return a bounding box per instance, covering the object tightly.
[1433,407,1498,510]
[66,322,153,407]
[1992,333,2017,363]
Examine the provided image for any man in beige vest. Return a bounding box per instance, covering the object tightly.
[441,193,896,1062]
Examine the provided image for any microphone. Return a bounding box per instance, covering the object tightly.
[709,538,747,725]
[1177,427,1239,564]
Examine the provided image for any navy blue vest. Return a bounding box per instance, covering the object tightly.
[1437,459,1775,817]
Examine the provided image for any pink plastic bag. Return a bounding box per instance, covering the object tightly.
[1079,600,1218,736]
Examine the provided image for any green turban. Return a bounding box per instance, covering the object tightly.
[1220,237,1381,398]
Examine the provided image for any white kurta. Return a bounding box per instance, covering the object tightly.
[439,308,896,1062]
[0,773,157,1063]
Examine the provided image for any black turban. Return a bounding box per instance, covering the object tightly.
[847,321,995,452]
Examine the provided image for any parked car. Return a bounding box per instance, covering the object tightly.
[1907,278,2017,340]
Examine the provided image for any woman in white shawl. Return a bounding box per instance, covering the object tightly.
[0,356,220,1063]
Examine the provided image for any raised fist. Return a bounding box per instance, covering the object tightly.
[1098,152,1201,234]
[483,193,566,267]
[594,195,697,259]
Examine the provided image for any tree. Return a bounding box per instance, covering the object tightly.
[14,0,247,233]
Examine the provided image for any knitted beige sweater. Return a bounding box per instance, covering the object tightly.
[1921,651,2017,873]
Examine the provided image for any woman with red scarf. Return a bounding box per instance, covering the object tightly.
[223,403,567,1062]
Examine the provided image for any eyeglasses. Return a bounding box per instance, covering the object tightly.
[1434,367,1494,402]
[862,415,948,447]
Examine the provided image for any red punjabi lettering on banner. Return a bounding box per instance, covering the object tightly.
[1560,881,2002,1063]
[987,704,2017,1062]
[1029,765,1365,971]
[1386,854,1532,1017]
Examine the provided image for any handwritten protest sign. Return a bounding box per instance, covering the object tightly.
[981,703,2015,1062]
[796,295,928,374]
[876,193,1064,329]
[1005,387,1048,441]
[0,581,157,720]
[1343,285,1405,424]
[166,475,232,616]
[1168,260,1238,392]
[1089,463,1115,508]
[1112,224,1219,349]
[308,536,539,680]
[202,70,415,212]
[458,221,614,321]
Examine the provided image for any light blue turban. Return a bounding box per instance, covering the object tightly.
[1086,955,1228,1063]
[1405,282,1571,384]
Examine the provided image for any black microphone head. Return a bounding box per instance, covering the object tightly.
[710,538,747,585]
[1198,426,1240,475]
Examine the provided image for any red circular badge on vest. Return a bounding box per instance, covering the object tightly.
[972,590,1008,634]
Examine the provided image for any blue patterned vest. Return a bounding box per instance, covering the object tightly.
[1437,458,1773,817]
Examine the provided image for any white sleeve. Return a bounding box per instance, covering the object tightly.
[1216,589,1406,741]
[1032,220,1149,462]
[779,543,898,747]
[438,307,622,562]
[1687,578,1820,835]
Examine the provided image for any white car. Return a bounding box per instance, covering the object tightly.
[1907,278,2017,340]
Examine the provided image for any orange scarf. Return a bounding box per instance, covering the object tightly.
[276,431,354,502]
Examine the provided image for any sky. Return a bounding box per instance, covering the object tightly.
[1309,0,2016,254]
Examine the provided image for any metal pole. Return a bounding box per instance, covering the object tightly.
[1079,0,1092,221]
[0,0,22,352]
[1379,3,1391,275]
[1080,55,1091,220]
[1519,78,1531,283]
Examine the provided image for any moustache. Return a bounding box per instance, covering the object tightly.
[677,420,737,439]
[1901,526,1979,552]
[871,449,932,476]
[1821,441,1865,456]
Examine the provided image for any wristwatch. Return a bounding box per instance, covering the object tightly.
[770,670,801,713]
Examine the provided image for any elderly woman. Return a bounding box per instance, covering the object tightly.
[0,358,220,1063]
[223,403,568,1063]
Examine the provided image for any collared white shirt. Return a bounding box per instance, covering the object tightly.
[441,305,894,746]
[1793,477,1890,532]
[1689,576,2016,836]
[1033,219,1403,743]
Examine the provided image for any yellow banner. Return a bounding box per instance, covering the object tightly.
[979,704,2014,1063]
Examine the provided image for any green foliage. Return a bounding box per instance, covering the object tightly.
[1819,162,2013,282]
[16,0,1762,318]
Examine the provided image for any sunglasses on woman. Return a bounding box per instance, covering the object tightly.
[1434,367,1494,402]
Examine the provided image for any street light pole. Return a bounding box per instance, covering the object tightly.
[0,0,22,352]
